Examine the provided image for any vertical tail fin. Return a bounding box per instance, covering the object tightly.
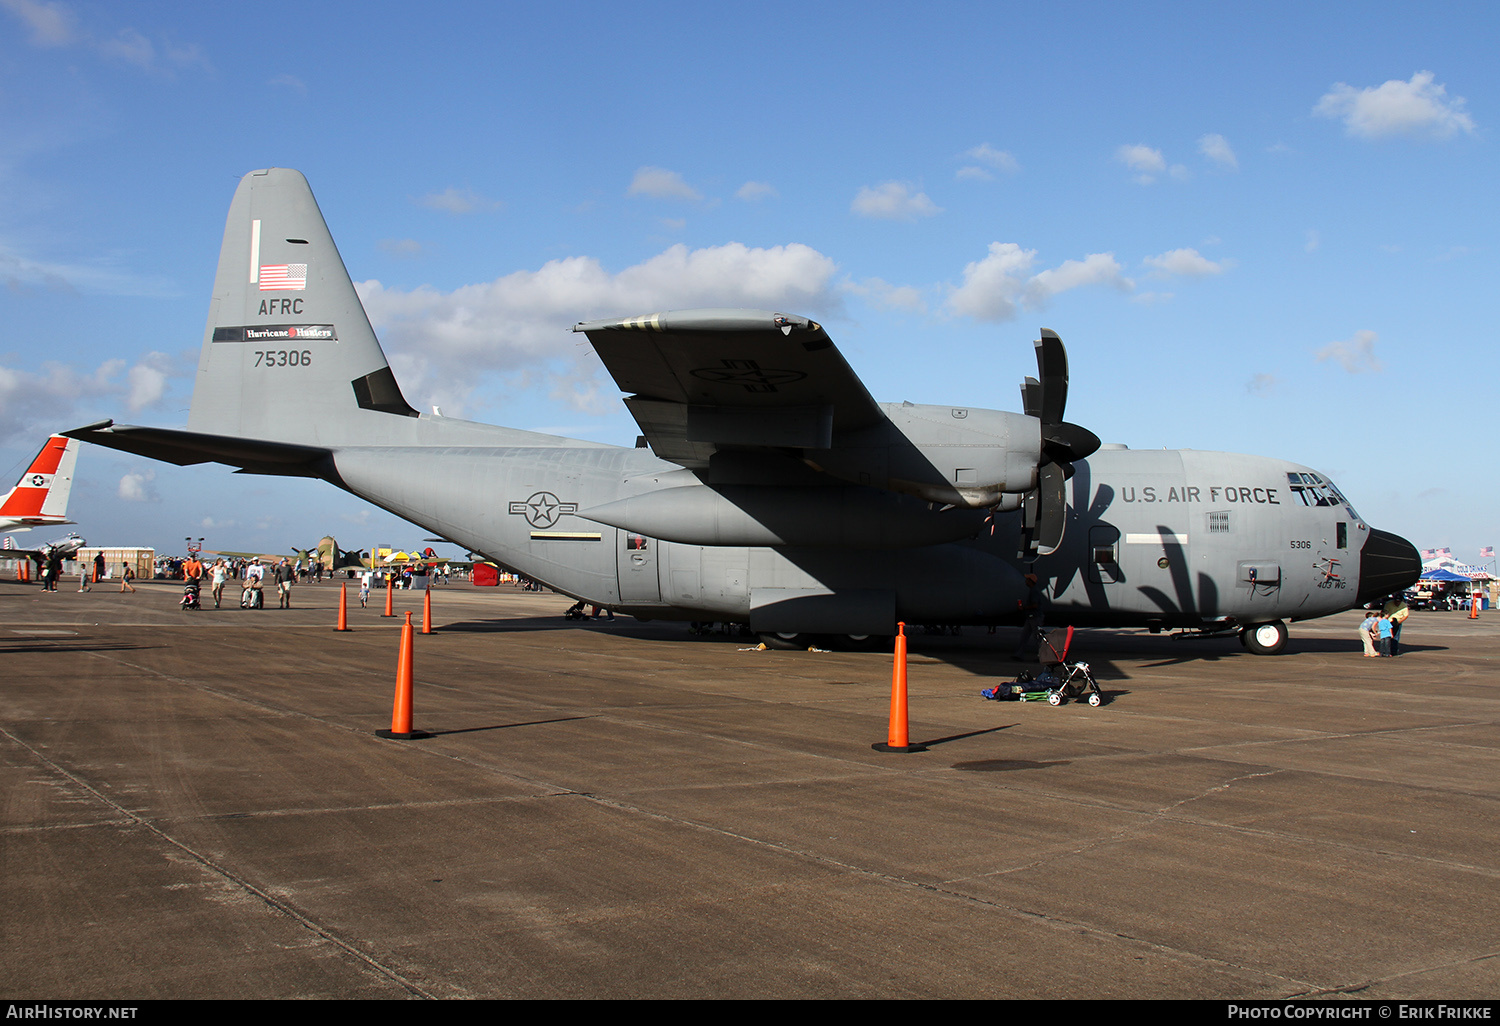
[187,168,416,445]
[0,435,79,528]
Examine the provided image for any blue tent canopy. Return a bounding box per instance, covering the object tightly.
[1420,568,1471,582]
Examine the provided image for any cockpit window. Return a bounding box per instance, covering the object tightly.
[1288,472,1341,507]
[1288,472,1361,521]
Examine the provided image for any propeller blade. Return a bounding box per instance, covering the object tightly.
[1020,376,1042,419]
[1035,461,1067,555]
[1034,329,1068,425]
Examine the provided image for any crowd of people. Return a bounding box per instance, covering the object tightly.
[1359,598,1410,657]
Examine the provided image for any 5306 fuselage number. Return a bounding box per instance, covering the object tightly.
[253,350,312,368]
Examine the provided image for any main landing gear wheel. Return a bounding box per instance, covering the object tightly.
[1241,619,1288,655]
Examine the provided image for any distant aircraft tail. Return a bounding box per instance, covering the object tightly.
[0,435,80,530]
[185,168,417,445]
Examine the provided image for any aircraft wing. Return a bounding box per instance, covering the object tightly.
[204,549,290,561]
[573,309,885,469]
[63,421,330,477]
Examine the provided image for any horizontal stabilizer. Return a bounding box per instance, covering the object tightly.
[64,420,331,477]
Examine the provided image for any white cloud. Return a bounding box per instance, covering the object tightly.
[0,240,176,297]
[627,167,701,202]
[378,238,423,257]
[1247,373,1278,395]
[125,351,174,411]
[356,242,841,417]
[1198,133,1238,170]
[1143,248,1230,277]
[0,352,185,444]
[1130,291,1174,305]
[1116,144,1166,184]
[1,0,75,45]
[946,243,1132,322]
[118,467,157,502]
[1316,329,1382,373]
[957,144,1019,181]
[851,182,941,220]
[268,73,307,95]
[1,1,207,73]
[1024,253,1133,306]
[846,277,926,313]
[735,181,778,201]
[1314,71,1475,140]
[418,187,503,215]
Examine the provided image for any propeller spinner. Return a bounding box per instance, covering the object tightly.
[1018,329,1100,560]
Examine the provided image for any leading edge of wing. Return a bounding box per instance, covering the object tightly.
[64,421,331,477]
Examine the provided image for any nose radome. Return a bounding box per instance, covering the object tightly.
[1357,529,1422,606]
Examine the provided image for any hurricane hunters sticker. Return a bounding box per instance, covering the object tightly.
[212,324,337,343]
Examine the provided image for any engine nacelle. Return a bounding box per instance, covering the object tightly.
[803,403,1042,508]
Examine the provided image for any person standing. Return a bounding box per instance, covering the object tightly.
[1375,613,1394,657]
[274,558,294,609]
[1382,597,1410,657]
[1358,610,1379,657]
[210,559,228,608]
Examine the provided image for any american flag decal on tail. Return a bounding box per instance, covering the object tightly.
[258,263,307,291]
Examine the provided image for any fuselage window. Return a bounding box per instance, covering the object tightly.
[1337,522,1347,549]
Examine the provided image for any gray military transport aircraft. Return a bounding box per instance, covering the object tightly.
[66,169,1421,655]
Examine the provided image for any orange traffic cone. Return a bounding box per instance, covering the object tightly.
[383,574,394,617]
[335,582,350,631]
[422,584,432,634]
[377,612,430,740]
[873,623,926,753]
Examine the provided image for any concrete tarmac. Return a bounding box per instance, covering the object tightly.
[2,578,1497,999]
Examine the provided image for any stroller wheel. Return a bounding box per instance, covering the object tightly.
[1046,691,1062,706]
[1088,692,1102,707]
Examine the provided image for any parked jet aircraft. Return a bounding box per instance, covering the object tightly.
[0,435,80,533]
[65,169,1420,654]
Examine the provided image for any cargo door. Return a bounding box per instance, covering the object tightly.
[617,531,660,602]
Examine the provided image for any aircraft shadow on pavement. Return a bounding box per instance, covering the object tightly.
[0,641,152,655]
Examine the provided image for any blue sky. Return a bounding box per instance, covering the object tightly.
[1,0,1494,562]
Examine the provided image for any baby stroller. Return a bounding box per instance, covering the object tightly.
[982,626,1104,706]
[180,579,201,611]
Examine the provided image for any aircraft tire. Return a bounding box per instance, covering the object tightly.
[836,634,888,652]
[1241,620,1288,655]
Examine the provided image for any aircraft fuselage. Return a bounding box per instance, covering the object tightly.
[325,429,1394,638]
